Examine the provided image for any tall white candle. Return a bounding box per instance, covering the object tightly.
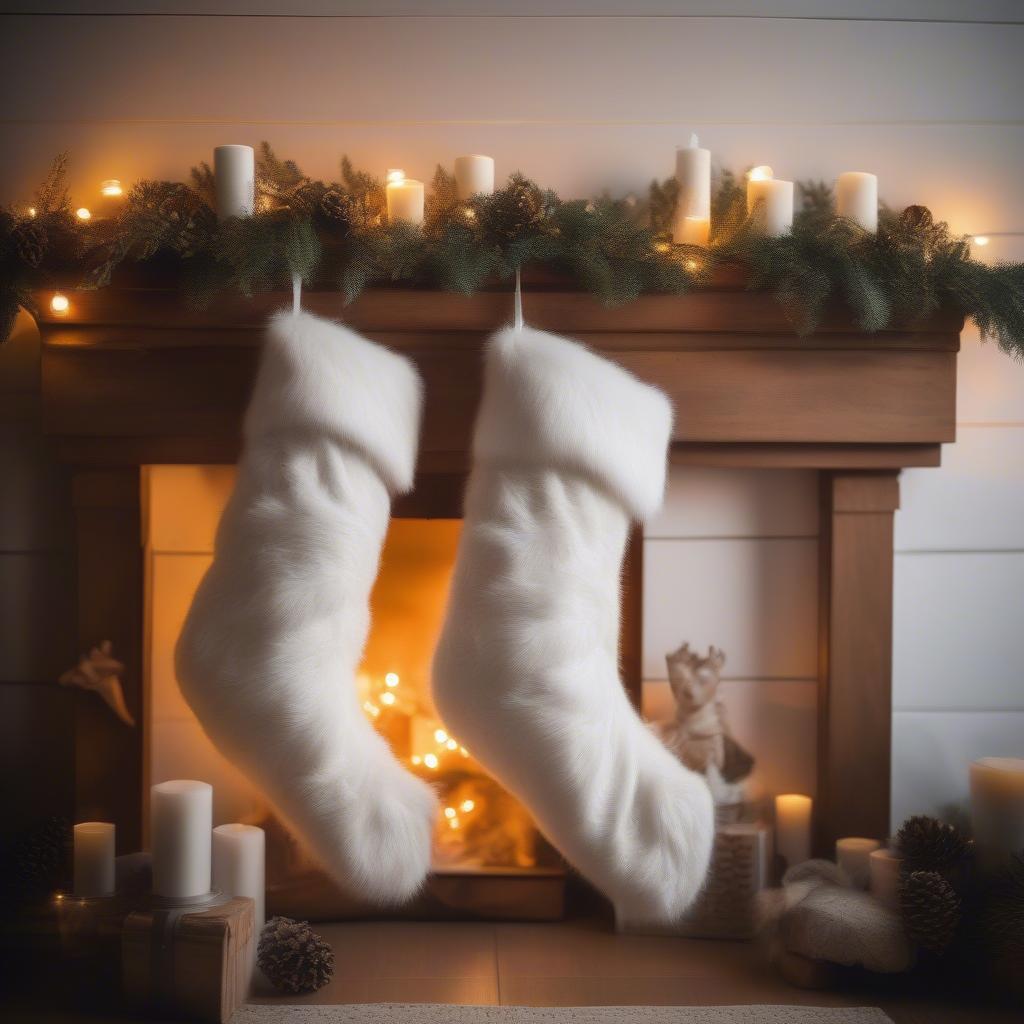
[151,780,213,898]
[214,145,255,221]
[775,794,812,869]
[454,155,495,201]
[385,173,425,226]
[836,836,880,889]
[212,824,266,934]
[836,171,878,232]
[971,757,1024,868]
[73,822,115,897]
[672,133,711,246]
[747,167,793,237]
[869,847,902,909]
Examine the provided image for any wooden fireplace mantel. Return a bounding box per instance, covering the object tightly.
[32,281,963,859]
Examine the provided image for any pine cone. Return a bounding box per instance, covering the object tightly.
[12,220,48,267]
[898,205,934,234]
[318,186,353,227]
[899,869,961,955]
[895,815,970,876]
[479,173,547,241]
[257,916,334,994]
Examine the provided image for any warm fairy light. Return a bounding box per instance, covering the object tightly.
[748,165,774,182]
[76,207,92,221]
[411,755,422,766]
[446,738,457,750]
[655,241,671,253]
[363,700,380,718]
[423,753,439,769]
[386,168,405,185]
[385,672,400,687]
[459,746,469,757]
[463,206,477,220]
[685,259,699,271]
[434,728,448,744]
[50,293,70,313]
[380,691,396,706]
[27,206,37,218]
[100,179,123,198]
[460,799,475,813]
[444,806,457,819]
[448,817,460,830]
[973,236,990,247]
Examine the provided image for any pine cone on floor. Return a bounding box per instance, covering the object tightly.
[895,815,971,878]
[899,869,961,956]
[257,916,335,994]
[12,220,48,267]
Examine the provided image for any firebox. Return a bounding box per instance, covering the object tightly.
[143,464,565,921]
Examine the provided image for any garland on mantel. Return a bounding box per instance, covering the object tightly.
[2,144,1023,357]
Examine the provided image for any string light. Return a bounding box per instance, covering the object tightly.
[27,206,36,218]
[362,700,380,718]
[444,806,457,819]
[655,241,671,253]
[385,672,400,687]
[76,207,92,222]
[685,259,699,271]
[50,293,70,313]
[459,746,469,757]
[973,236,990,247]
[460,799,475,813]
[748,165,774,182]
[434,728,448,744]
[379,691,396,706]
[446,738,457,750]
[100,179,123,198]
[423,753,439,769]
[411,755,422,766]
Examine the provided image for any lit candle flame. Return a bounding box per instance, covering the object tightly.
[973,236,990,247]
[689,132,699,149]
[748,165,774,182]
[50,293,70,313]
[386,168,405,185]
[100,179,123,198]
[76,207,92,222]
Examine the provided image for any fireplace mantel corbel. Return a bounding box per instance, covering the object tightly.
[32,281,962,859]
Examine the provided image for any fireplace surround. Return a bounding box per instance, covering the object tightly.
[34,272,962,912]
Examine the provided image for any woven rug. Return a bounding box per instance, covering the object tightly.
[236,1006,893,1023]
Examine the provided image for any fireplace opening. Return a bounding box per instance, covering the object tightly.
[143,465,563,921]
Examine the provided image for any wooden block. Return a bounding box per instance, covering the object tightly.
[122,895,254,1024]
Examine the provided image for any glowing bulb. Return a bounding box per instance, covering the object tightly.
[50,293,70,313]
[424,753,439,769]
[655,241,671,253]
[460,799,475,813]
[448,816,460,830]
[973,235,990,247]
[363,700,380,717]
[411,755,422,766]
[444,806,457,819]
[27,206,37,218]
[76,207,92,221]
[380,691,396,706]
[463,206,477,220]
[385,672,399,687]
[685,259,698,271]
[100,179,123,198]
[459,746,469,757]
[434,728,448,744]
[748,165,774,182]
[446,738,457,750]
[386,168,405,185]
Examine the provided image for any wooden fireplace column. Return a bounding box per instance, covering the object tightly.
[34,281,962,859]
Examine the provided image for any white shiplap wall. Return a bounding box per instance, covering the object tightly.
[1,2,1022,834]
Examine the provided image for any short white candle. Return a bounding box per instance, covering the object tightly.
[971,757,1024,868]
[73,822,115,897]
[212,824,266,934]
[454,155,495,201]
[869,847,902,909]
[836,171,878,232]
[836,836,880,889]
[151,780,213,898]
[672,133,711,246]
[747,167,793,237]
[775,793,813,869]
[214,145,255,221]
[385,172,425,226]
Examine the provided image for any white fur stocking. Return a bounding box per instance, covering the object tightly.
[176,310,438,904]
[432,325,714,924]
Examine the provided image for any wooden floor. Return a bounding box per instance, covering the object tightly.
[245,917,1015,1024]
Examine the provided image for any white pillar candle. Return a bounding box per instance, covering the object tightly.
[869,847,903,909]
[836,836,880,889]
[672,133,711,246]
[212,824,266,934]
[386,173,425,226]
[836,171,878,232]
[454,155,495,201]
[747,167,794,237]
[214,145,255,221]
[151,780,213,898]
[775,794,813,869]
[970,757,1024,869]
[73,822,115,897]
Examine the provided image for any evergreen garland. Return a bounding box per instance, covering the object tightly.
[2,147,1023,361]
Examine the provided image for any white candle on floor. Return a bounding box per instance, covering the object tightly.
[151,780,213,898]
[214,145,255,221]
[454,155,495,200]
[386,171,425,226]
[672,133,711,246]
[836,836,880,889]
[869,847,902,909]
[836,171,878,232]
[775,793,812,869]
[73,822,115,897]
[747,166,793,236]
[212,824,266,934]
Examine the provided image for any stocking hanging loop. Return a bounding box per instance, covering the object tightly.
[513,268,524,331]
[292,272,302,315]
